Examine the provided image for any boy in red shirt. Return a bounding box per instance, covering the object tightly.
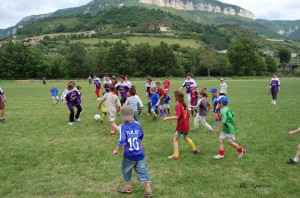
[163,76,171,90]
[190,84,198,116]
[163,90,199,160]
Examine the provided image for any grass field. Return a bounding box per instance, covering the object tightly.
[0,78,300,197]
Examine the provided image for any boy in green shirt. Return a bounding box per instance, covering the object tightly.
[213,96,245,160]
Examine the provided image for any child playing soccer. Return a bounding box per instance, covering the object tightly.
[116,75,130,105]
[49,84,60,105]
[163,89,171,115]
[112,105,153,197]
[209,88,220,124]
[0,87,7,123]
[163,76,171,90]
[190,84,198,116]
[155,82,166,118]
[93,75,102,100]
[61,81,82,126]
[100,93,107,122]
[98,84,121,136]
[286,128,300,165]
[213,96,245,160]
[103,75,112,93]
[149,87,160,120]
[145,76,156,115]
[163,91,199,160]
[179,73,197,111]
[124,86,143,123]
[191,91,214,133]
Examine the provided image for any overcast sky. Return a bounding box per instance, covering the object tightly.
[0,0,300,29]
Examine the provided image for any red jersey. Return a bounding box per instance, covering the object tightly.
[157,87,165,98]
[190,90,198,105]
[175,102,190,133]
[163,80,170,90]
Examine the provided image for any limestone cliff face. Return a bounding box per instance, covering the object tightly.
[139,0,255,20]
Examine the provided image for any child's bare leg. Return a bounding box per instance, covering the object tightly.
[110,121,115,133]
[229,141,244,155]
[145,182,152,193]
[0,109,4,118]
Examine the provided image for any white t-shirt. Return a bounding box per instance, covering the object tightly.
[220,82,227,94]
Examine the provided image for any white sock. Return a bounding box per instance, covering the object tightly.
[293,157,299,162]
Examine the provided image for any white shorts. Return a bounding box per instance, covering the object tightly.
[107,113,116,122]
[163,104,170,108]
[219,133,235,142]
[52,96,59,99]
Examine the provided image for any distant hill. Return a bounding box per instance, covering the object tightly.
[1,0,299,40]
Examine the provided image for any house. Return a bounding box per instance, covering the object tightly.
[159,25,171,32]
[285,55,300,72]
[85,31,96,37]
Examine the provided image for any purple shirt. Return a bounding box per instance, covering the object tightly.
[116,82,130,100]
[182,79,197,94]
[94,77,101,88]
[118,121,145,161]
[270,77,281,92]
[61,88,81,108]
[0,88,4,103]
[103,79,112,93]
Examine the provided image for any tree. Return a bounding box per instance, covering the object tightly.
[227,37,259,76]
[192,46,217,77]
[66,42,87,77]
[278,48,291,66]
[265,55,277,72]
[130,43,152,76]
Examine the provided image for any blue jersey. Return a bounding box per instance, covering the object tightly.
[50,88,59,97]
[164,95,171,104]
[118,121,145,161]
[150,93,160,107]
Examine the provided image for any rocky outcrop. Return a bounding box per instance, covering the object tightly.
[139,0,255,20]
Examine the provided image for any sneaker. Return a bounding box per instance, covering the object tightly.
[97,98,101,101]
[0,119,5,123]
[153,116,157,121]
[238,150,245,159]
[213,154,224,160]
[271,101,274,104]
[68,122,74,126]
[193,148,199,154]
[147,113,150,116]
[209,129,215,134]
[109,132,116,137]
[100,119,103,123]
[274,101,276,105]
[286,159,298,165]
[75,118,81,122]
[168,155,180,160]
[191,128,199,132]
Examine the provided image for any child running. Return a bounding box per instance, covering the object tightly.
[98,84,121,136]
[191,91,214,133]
[149,87,160,120]
[286,128,300,165]
[103,75,112,93]
[100,93,107,122]
[124,86,143,123]
[213,96,245,160]
[145,76,156,116]
[0,87,7,123]
[112,105,153,197]
[163,89,171,115]
[190,84,198,116]
[116,75,130,105]
[93,75,102,100]
[155,82,166,118]
[49,84,60,105]
[209,88,220,124]
[61,81,82,126]
[163,91,199,160]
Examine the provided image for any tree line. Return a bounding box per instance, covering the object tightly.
[0,37,283,79]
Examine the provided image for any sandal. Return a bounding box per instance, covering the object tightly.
[109,132,116,137]
[144,191,154,198]
[118,185,132,194]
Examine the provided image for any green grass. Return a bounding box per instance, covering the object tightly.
[0,78,300,197]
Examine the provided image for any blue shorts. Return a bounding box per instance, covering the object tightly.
[151,105,158,111]
[122,157,151,183]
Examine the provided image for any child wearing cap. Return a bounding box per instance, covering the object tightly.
[163,89,171,115]
[209,88,221,124]
[190,84,198,116]
[191,91,214,133]
[286,128,300,165]
[0,87,7,123]
[98,84,121,136]
[219,78,227,96]
[163,91,199,160]
[112,105,154,198]
[213,96,245,160]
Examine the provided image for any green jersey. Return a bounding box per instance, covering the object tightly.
[220,106,239,134]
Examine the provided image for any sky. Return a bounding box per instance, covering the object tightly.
[0,0,300,29]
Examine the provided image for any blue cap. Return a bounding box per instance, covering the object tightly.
[217,96,229,105]
[209,88,218,93]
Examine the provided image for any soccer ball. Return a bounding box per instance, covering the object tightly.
[94,114,101,121]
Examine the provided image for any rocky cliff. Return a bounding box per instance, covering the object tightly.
[139,0,255,20]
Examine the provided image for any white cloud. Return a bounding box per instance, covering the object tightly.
[220,0,300,20]
[0,0,91,29]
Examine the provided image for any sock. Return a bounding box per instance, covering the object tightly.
[237,147,243,153]
[151,111,156,118]
[174,150,179,157]
[195,109,198,113]
[191,110,194,116]
[294,157,299,162]
[219,150,225,156]
[160,109,165,117]
[187,139,197,150]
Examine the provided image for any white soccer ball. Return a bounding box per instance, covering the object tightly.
[94,114,101,121]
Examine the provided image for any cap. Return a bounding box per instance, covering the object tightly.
[190,84,196,88]
[120,105,134,121]
[220,78,224,81]
[209,88,218,93]
[217,96,229,105]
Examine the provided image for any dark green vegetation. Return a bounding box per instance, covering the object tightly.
[0,79,300,197]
